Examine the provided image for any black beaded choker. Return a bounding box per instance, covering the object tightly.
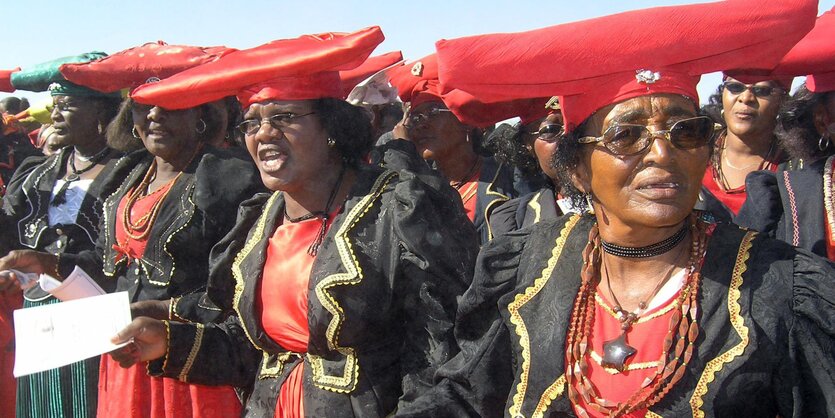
[600,223,688,258]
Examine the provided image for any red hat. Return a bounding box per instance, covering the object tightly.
[131,26,385,109]
[436,0,817,132]
[388,55,550,127]
[59,41,235,93]
[339,50,402,99]
[769,6,835,93]
[1,68,19,92]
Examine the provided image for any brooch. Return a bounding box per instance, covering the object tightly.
[411,62,424,77]
[635,69,661,84]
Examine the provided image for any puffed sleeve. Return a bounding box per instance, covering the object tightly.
[147,314,261,387]
[390,169,479,409]
[488,197,522,239]
[396,229,530,418]
[785,250,835,416]
[0,154,48,254]
[170,150,266,323]
[736,170,782,236]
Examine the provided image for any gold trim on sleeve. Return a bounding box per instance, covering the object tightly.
[507,214,580,418]
[528,191,543,224]
[645,410,664,418]
[309,170,398,393]
[484,162,511,241]
[179,323,205,381]
[689,231,754,417]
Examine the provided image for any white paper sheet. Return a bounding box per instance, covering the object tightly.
[38,266,106,301]
[13,291,132,377]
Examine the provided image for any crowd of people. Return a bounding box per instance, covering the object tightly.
[0,0,833,417]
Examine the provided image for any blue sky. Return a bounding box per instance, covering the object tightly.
[3,0,834,106]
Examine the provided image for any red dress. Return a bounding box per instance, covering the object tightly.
[702,156,780,216]
[98,184,242,418]
[457,175,480,223]
[258,213,335,418]
[570,271,686,418]
[0,292,21,418]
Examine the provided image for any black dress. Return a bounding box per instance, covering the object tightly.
[398,214,835,417]
[737,157,832,259]
[489,187,565,238]
[147,164,479,417]
[1,146,121,418]
[473,156,518,244]
[59,146,265,323]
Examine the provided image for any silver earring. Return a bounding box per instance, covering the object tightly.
[819,134,831,151]
[97,122,104,135]
[585,194,595,214]
[131,127,140,139]
[327,137,336,147]
[195,119,207,134]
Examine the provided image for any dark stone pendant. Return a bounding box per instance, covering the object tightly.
[65,173,80,182]
[601,332,637,371]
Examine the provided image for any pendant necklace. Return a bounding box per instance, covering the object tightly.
[599,234,686,371]
[51,146,111,206]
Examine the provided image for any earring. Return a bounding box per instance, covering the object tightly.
[195,119,207,134]
[97,122,104,135]
[585,194,595,214]
[131,127,140,139]
[720,109,725,119]
[819,134,831,151]
[327,137,336,148]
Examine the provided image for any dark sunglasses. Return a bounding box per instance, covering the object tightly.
[722,81,784,98]
[527,123,565,143]
[404,108,453,128]
[577,116,718,156]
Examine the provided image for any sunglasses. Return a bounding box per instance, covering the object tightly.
[404,108,453,128]
[577,116,718,156]
[722,81,784,98]
[525,123,565,143]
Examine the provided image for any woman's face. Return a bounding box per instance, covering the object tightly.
[242,100,334,193]
[574,94,710,230]
[131,103,202,161]
[721,76,783,139]
[50,95,103,148]
[405,101,471,163]
[522,112,563,181]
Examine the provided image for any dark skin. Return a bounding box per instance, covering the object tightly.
[405,100,482,185]
[51,95,113,182]
[521,112,563,182]
[812,92,835,140]
[106,99,358,368]
[0,102,208,320]
[572,94,710,311]
[720,76,784,188]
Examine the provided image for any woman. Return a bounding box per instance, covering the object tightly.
[700,74,789,217]
[737,7,835,260]
[396,1,833,417]
[488,98,578,237]
[388,54,518,244]
[0,54,122,418]
[0,79,263,418]
[102,26,477,417]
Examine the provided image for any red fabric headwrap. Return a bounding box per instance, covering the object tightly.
[131,26,384,109]
[59,41,235,93]
[435,0,817,131]
[339,51,403,99]
[388,55,550,127]
[771,7,835,93]
[0,69,19,93]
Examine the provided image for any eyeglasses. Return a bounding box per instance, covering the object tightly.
[236,112,316,135]
[722,81,784,98]
[527,123,565,143]
[404,108,453,128]
[577,116,717,156]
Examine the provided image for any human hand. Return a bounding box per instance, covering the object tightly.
[0,250,58,277]
[0,270,23,298]
[130,299,171,320]
[109,317,168,368]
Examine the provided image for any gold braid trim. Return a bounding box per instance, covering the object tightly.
[483,162,511,241]
[689,231,754,417]
[588,350,659,374]
[232,191,282,351]
[309,170,398,394]
[178,323,204,381]
[528,191,543,224]
[507,214,580,418]
[595,294,680,324]
[645,410,664,418]
[533,374,566,418]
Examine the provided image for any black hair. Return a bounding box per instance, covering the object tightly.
[312,97,375,166]
[700,84,726,128]
[484,122,540,176]
[106,98,224,152]
[775,84,834,161]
